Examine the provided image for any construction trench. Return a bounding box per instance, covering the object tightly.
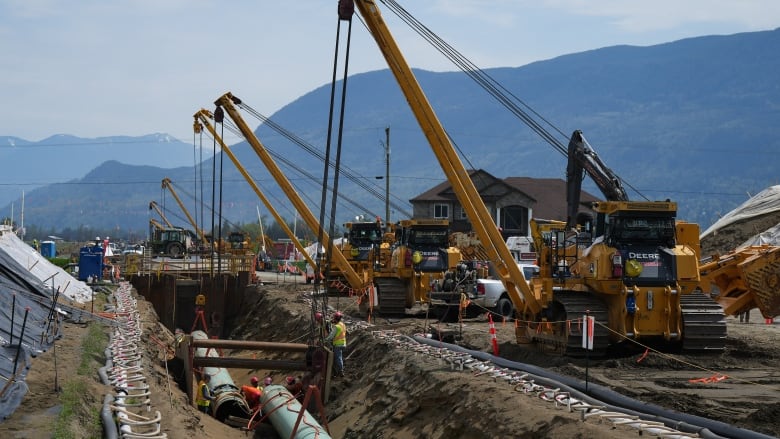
[113,261,780,439]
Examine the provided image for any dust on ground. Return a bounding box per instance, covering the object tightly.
[1,271,778,439]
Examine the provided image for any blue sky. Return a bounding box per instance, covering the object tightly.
[1,0,778,142]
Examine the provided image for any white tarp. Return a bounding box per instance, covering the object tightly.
[0,225,93,303]
[700,185,780,240]
[303,238,345,259]
[738,222,780,248]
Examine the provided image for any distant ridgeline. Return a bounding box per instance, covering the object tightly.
[3,28,780,233]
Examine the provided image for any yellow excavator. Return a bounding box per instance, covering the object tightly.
[348,0,728,354]
[376,218,461,314]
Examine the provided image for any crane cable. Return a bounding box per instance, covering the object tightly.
[317,4,360,320]
[374,0,646,199]
[211,118,361,216]
[226,107,409,217]
[237,104,412,217]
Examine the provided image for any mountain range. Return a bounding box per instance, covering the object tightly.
[2,27,779,241]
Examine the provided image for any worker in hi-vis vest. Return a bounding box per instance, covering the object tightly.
[196,373,214,414]
[325,311,347,377]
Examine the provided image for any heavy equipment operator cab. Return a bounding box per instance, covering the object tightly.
[393,219,452,272]
[590,201,680,286]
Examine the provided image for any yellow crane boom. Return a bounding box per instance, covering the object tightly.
[213,94,369,291]
[193,109,319,272]
[149,200,174,228]
[351,0,541,316]
[161,177,208,244]
[149,218,167,232]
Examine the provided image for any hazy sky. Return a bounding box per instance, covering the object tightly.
[2,0,778,143]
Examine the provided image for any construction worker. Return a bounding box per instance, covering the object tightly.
[325,311,347,377]
[263,376,273,387]
[196,373,214,414]
[284,376,304,400]
[241,377,262,412]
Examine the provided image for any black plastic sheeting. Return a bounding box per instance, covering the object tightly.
[0,247,63,421]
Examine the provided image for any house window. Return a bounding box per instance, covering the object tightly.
[500,205,526,232]
[459,206,468,220]
[433,203,449,219]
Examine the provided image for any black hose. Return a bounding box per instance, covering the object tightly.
[102,394,118,439]
[412,335,774,439]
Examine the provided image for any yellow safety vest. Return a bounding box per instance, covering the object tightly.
[196,380,210,407]
[333,321,347,347]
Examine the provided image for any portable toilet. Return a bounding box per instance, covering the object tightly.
[78,245,104,282]
[40,240,56,258]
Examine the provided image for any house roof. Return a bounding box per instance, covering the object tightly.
[410,170,495,202]
[410,170,602,222]
[503,176,601,220]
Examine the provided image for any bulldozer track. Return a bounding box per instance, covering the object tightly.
[554,291,610,357]
[374,277,407,316]
[681,292,727,352]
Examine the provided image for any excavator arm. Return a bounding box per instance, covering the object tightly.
[193,109,319,272]
[350,0,541,315]
[565,130,628,229]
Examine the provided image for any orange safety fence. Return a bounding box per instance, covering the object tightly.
[689,374,729,384]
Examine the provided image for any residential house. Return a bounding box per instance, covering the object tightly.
[409,170,601,238]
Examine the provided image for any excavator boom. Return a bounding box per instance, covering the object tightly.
[565,130,628,229]
[699,245,780,319]
[149,218,166,231]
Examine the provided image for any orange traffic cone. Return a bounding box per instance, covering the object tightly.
[488,313,499,356]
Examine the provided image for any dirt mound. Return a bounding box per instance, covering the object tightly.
[228,280,779,438]
[700,211,780,256]
[228,283,632,438]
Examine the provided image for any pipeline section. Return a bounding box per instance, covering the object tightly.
[100,282,167,439]
[191,330,252,422]
[259,385,331,439]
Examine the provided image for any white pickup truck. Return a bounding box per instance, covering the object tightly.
[429,262,539,319]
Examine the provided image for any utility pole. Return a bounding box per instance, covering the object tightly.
[383,127,390,231]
